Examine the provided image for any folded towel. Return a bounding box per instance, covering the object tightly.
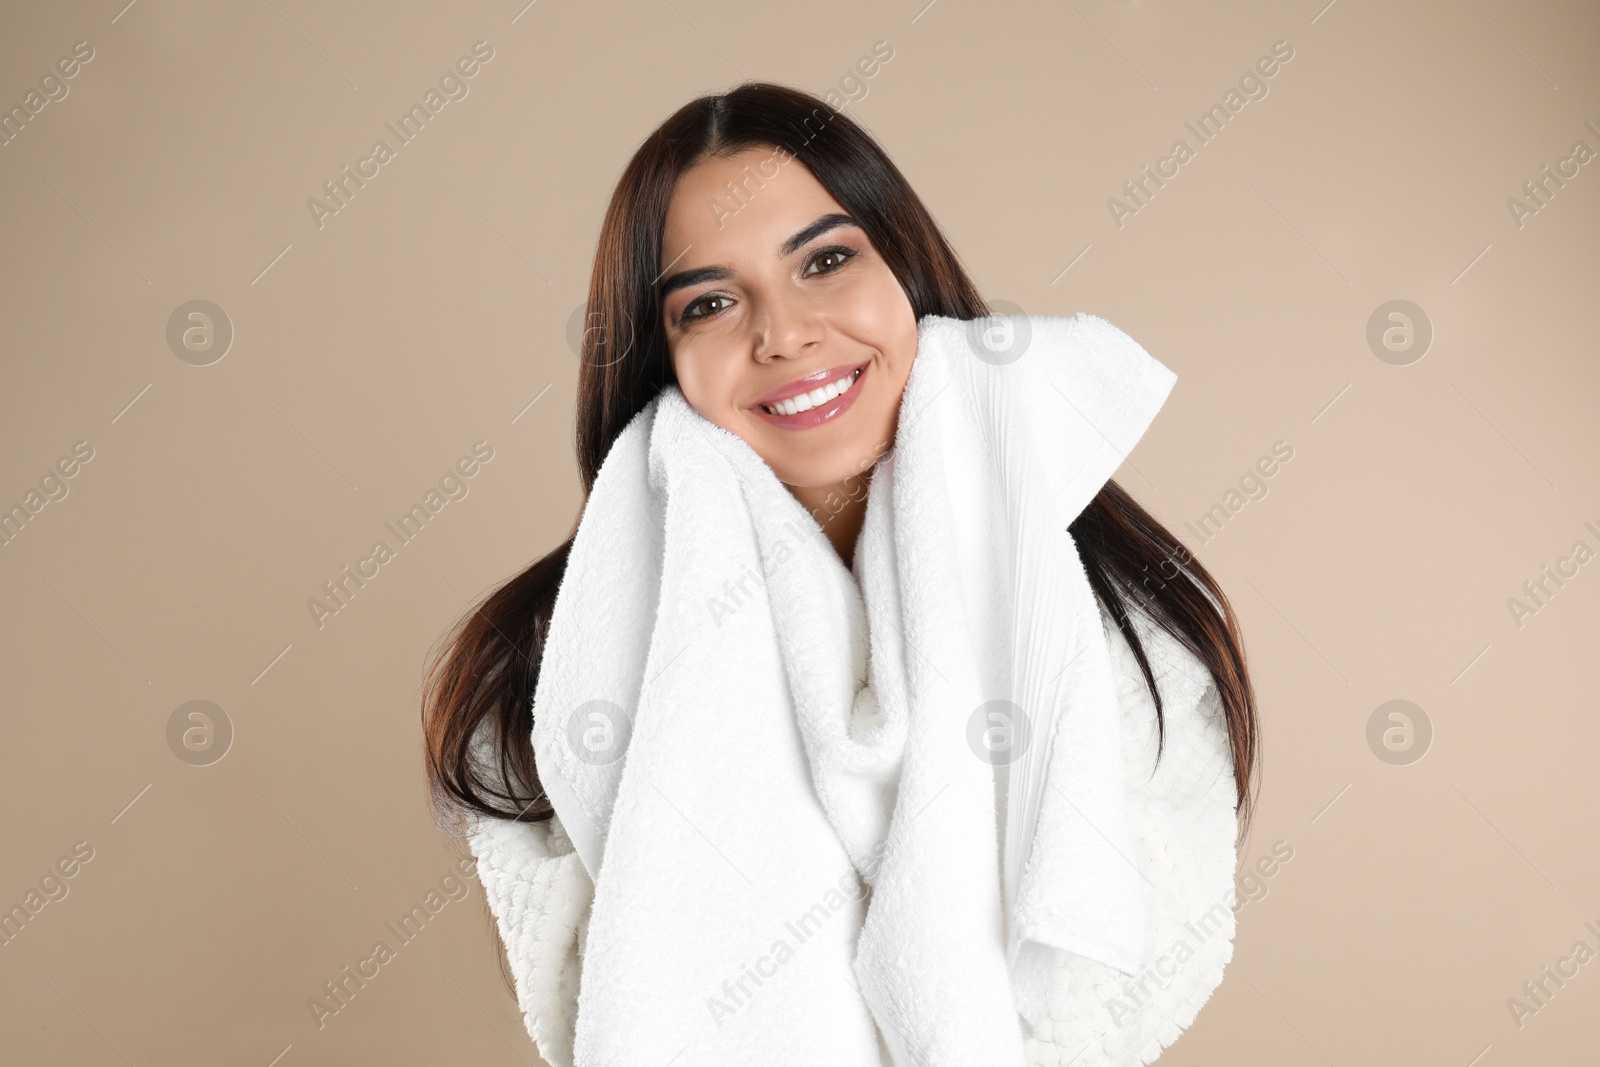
[488,311,1193,1064]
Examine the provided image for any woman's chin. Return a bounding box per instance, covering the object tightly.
[770,448,886,494]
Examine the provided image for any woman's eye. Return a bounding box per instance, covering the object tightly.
[806,246,856,275]
[680,294,731,324]
[676,247,856,325]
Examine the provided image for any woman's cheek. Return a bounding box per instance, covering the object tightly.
[671,349,711,413]
[682,351,748,427]
[852,269,917,355]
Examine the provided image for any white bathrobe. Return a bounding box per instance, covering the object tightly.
[467,312,1239,1066]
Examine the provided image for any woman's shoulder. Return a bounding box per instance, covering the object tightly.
[468,810,593,1067]
[1025,603,1237,1066]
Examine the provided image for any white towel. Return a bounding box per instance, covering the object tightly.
[507,311,1182,1064]
[464,608,1238,1067]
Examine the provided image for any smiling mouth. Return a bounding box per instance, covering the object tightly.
[757,367,865,416]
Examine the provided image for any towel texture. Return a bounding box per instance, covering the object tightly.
[467,602,1236,1067]
[467,312,1237,1066]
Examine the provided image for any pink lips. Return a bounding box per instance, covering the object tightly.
[751,361,869,406]
[749,361,869,431]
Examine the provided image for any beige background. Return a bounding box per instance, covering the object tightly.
[2,0,1596,1063]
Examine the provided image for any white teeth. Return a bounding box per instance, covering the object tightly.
[762,368,862,416]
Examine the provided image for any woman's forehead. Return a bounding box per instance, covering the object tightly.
[661,151,842,259]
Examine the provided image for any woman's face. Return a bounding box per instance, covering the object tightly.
[658,145,919,494]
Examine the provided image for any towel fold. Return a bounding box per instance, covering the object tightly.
[509,311,1184,1064]
[466,606,1238,1067]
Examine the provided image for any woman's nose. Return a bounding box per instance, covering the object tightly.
[751,294,824,363]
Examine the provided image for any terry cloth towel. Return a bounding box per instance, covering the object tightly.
[489,311,1189,1065]
[465,602,1238,1067]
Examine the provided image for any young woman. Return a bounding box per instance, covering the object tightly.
[423,81,1258,1067]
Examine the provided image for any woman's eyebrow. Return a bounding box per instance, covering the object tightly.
[657,212,860,299]
[779,212,857,256]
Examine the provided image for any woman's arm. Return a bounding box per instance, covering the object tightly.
[468,811,594,1067]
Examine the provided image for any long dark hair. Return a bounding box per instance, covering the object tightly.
[422,81,1260,847]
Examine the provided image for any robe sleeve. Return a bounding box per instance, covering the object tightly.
[468,811,594,1067]
[1022,607,1239,1067]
